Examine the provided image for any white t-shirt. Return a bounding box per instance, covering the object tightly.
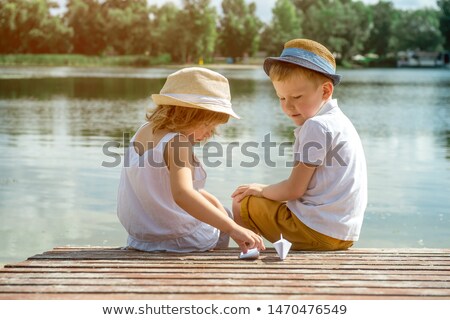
[117,126,220,252]
[287,99,367,241]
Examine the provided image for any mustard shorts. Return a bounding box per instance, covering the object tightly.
[240,196,353,251]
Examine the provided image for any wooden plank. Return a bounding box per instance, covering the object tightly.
[20,258,450,267]
[2,267,449,277]
[6,260,450,271]
[28,252,450,262]
[1,278,449,289]
[0,247,449,300]
[1,293,443,300]
[1,284,449,296]
[1,271,449,282]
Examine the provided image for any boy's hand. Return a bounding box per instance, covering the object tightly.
[231,183,267,203]
[229,225,266,253]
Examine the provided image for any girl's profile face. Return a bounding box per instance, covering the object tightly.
[185,122,218,142]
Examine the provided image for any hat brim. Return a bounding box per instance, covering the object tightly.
[151,94,240,119]
[264,57,342,86]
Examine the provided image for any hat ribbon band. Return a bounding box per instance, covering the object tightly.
[281,48,336,75]
[161,93,232,108]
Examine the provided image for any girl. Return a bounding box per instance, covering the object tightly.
[117,67,265,253]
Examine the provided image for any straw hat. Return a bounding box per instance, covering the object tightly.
[151,67,240,119]
[264,39,342,85]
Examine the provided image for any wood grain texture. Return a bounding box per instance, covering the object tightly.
[0,247,449,300]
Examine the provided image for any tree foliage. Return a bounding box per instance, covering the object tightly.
[0,0,72,53]
[178,0,217,63]
[217,0,262,59]
[300,0,372,63]
[102,0,153,55]
[389,8,444,52]
[364,1,395,56]
[438,0,450,50]
[149,3,179,57]
[261,0,302,56]
[65,0,106,55]
[0,0,448,63]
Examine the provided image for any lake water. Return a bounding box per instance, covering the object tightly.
[0,66,449,266]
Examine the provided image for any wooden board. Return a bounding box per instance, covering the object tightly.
[0,247,449,299]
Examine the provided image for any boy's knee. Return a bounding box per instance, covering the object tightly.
[232,197,241,215]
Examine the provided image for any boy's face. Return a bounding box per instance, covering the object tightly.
[272,72,329,126]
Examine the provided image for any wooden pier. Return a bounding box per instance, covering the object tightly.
[0,246,449,299]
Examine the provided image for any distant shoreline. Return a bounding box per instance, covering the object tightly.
[0,54,265,69]
[0,54,396,69]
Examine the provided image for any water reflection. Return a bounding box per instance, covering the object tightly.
[0,67,449,265]
[0,77,166,101]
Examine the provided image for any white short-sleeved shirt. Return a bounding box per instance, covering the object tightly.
[117,125,220,252]
[287,99,367,241]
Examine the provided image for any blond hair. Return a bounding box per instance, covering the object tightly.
[146,105,230,134]
[268,61,332,86]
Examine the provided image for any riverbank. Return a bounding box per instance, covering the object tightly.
[0,54,396,68]
[0,54,263,68]
[0,54,174,67]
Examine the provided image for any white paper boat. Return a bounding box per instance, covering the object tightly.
[239,248,260,260]
[273,234,292,260]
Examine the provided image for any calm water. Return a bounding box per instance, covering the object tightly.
[0,67,449,265]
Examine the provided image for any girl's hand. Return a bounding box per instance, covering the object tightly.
[231,183,267,203]
[229,225,266,253]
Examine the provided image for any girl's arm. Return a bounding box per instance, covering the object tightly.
[167,135,265,252]
[232,161,317,202]
[198,189,228,217]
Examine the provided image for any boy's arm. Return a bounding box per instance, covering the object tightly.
[232,161,316,202]
[167,135,265,252]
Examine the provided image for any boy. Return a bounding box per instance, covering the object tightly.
[232,39,367,250]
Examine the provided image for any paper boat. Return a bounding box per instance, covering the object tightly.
[239,248,260,260]
[273,234,292,260]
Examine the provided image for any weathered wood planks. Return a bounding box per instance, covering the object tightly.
[0,247,449,299]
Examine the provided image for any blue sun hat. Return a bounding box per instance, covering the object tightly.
[263,39,342,86]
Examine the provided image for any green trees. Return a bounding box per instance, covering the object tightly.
[102,0,152,55]
[0,0,449,64]
[299,0,371,63]
[389,8,444,52]
[66,0,154,56]
[364,1,396,57]
[176,0,217,63]
[65,0,106,55]
[438,0,450,50]
[0,0,72,53]
[261,0,302,56]
[217,0,262,60]
[149,3,179,58]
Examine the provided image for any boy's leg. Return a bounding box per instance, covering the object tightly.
[233,195,352,251]
[233,195,286,242]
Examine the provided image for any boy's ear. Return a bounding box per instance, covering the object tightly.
[322,81,333,100]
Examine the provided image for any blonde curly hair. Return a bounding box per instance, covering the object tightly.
[146,105,230,134]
